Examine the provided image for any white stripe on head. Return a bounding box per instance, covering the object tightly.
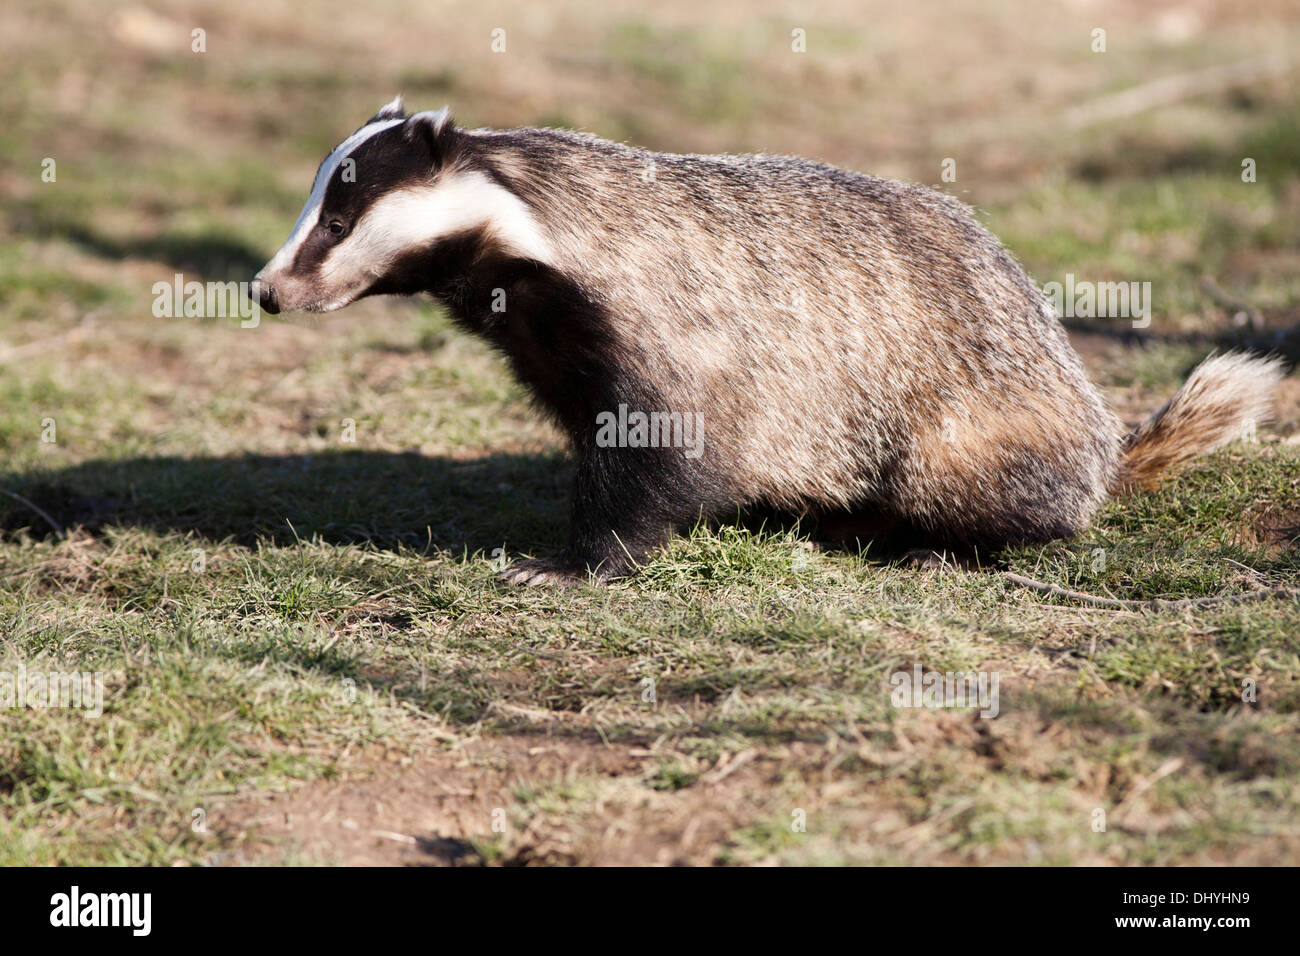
[315,169,555,310]
[263,117,406,274]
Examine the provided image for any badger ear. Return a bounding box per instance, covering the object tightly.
[370,94,405,123]
[404,107,456,166]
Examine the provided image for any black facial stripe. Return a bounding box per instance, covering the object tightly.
[287,120,463,278]
[289,219,338,277]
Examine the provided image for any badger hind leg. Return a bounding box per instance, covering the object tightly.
[809,509,901,549]
[809,509,987,567]
[909,468,1104,557]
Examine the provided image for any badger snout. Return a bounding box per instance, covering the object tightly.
[249,277,280,315]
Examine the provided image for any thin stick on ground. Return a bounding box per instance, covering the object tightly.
[1199,276,1265,331]
[1000,571,1299,611]
[0,489,65,537]
[1065,54,1294,128]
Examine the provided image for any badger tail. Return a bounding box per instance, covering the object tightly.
[1109,352,1286,495]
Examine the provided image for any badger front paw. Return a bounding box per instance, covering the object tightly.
[497,557,594,588]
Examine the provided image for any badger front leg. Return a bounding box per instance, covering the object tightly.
[498,444,689,587]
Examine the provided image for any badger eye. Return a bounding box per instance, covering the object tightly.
[327,220,346,236]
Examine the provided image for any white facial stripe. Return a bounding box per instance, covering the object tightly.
[263,117,406,273]
[317,170,555,298]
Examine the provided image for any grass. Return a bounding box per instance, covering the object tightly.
[1,0,1299,865]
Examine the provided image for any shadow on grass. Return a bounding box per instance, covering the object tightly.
[12,203,269,282]
[58,224,268,282]
[1070,105,1300,184]
[0,450,925,562]
[1063,320,1300,364]
[0,450,572,555]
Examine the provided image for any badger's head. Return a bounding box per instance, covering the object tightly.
[251,96,550,314]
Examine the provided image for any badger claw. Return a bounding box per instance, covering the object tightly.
[497,557,591,588]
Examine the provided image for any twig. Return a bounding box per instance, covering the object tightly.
[0,489,64,536]
[1066,54,1293,128]
[0,312,101,366]
[1199,277,1264,331]
[1114,757,1184,821]
[701,748,759,785]
[1001,571,1298,611]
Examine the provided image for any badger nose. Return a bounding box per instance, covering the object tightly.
[250,278,279,315]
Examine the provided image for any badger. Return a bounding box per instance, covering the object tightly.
[251,97,1284,586]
